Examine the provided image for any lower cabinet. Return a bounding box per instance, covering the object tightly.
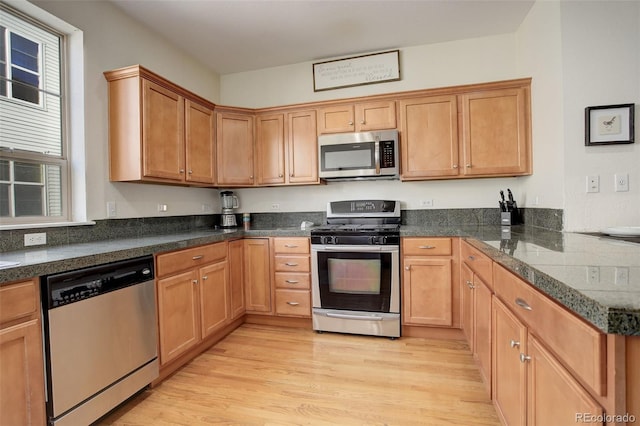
[0,279,46,426]
[401,238,457,328]
[244,238,272,313]
[273,237,311,318]
[156,242,230,366]
[492,297,604,425]
[228,239,246,320]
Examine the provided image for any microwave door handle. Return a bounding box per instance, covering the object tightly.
[374,137,380,175]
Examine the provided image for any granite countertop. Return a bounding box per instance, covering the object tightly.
[1,224,638,335]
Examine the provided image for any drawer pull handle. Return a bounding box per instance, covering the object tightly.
[419,245,436,249]
[466,280,475,289]
[284,244,299,248]
[286,301,300,306]
[285,263,299,267]
[510,340,520,348]
[468,255,476,261]
[192,255,204,260]
[515,298,532,311]
[520,353,531,363]
[285,280,300,284]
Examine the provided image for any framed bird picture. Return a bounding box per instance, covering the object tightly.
[585,103,635,145]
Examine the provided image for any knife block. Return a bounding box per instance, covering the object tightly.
[501,210,520,226]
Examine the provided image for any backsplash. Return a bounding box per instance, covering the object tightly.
[0,208,563,253]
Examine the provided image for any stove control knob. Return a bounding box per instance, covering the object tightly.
[321,236,336,245]
[370,236,387,245]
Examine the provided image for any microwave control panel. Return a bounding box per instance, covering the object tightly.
[380,140,395,168]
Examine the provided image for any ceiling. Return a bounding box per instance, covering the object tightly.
[109,0,536,75]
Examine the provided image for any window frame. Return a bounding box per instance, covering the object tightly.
[0,3,72,227]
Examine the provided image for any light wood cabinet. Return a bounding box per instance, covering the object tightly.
[256,110,319,186]
[0,279,46,426]
[273,237,311,318]
[216,110,255,186]
[402,238,456,327]
[460,87,530,176]
[318,100,396,134]
[399,95,459,179]
[244,238,272,313]
[156,242,229,365]
[228,239,246,320]
[104,65,216,186]
[399,80,531,181]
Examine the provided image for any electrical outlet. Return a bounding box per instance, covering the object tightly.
[24,232,47,247]
[419,199,433,207]
[106,201,117,218]
[586,175,599,193]
[614,173,629,192]
[615,267,629,285]
[586,266,600,284]
[271,203,280,210]
[158,204,168,212]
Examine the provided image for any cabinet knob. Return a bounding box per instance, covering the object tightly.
[452,165,458,169]
[519,353,531,363]
[279,174,283,177]
[348,121,354,126]
[466,164,472,168]
[179,169,185,174]
[360,120,365,125]
[466,280,475,289]
[250,175,254,180]
[290,173,294,177]
[510,340,520,348]
[188,170,193,174]
[202,276,208,280]
[405,266,410,270]
[192,279,198,285]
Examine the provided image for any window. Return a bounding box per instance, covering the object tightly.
[0,4,67,225]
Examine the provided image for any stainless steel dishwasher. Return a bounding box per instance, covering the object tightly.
[41,255,158,426]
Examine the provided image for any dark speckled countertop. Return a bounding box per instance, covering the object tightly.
[1,224,638,336]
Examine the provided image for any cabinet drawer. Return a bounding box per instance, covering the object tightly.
[273,238,309,254]
[275,290,311,317]
[460,240,492,286]
[402,238,451,256]
[493,264,606,396]
[157,242,227,277]
[274,255,310,272]
[275,272,311,290]
[0,279,39,325]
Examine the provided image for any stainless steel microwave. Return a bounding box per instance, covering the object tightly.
[318,130,399,180]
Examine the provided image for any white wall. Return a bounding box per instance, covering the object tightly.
[32,0,222,220]
[559,1,640,231]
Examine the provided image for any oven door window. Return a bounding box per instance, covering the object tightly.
[316,251,392,312]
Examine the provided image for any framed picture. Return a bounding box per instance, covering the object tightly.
[313,50,400,92]
[585,103,635,146]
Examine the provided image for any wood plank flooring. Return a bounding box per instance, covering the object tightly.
[99,324,500,425]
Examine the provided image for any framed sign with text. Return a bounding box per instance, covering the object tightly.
[313,50,400,92]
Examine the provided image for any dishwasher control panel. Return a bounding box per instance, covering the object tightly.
[43,256,154,308]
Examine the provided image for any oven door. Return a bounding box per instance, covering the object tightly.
[311,244,400,313]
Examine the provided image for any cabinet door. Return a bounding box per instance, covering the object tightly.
[474,276,492,394]
[142,80,185,181]
[185,100,215,184]
[0,319,46,426]
[399,95,459,179]
[287,110,318,184]
[199,260,229,338]
[244,239,272,313]
[492,297,527,426]
[216,112,255,186]
[461,87,530,176]
[356,100,396,131]
[256,113,286,185]
[402,258,452,326]
[157,270,200,364]
[228,239,246,320]
[460,262,475,348]
[526,335,604,426]
[318,104,355,133]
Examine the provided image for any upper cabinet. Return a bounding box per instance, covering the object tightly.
[318,100,396,134]
[256,110,319,186]
[399,79,532,181]
[104,65,216,186]
[216,109,255,187]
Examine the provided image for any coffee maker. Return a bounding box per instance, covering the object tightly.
[220,191,239,228]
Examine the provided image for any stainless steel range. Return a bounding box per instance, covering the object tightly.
[311,200,401,338]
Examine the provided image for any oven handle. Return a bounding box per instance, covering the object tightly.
[312,245,397,252]
[325,312,384,321]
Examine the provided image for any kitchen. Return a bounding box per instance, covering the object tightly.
[0,0,639,425]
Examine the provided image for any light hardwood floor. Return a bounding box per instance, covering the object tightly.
[99,324,500,425]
